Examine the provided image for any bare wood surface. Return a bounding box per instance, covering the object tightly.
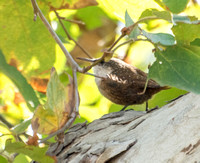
[47,93,200,163]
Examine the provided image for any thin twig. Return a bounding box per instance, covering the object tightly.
[108,16,159,51]
[54,11,92,59]
[73,69,80,113]
[81,56,105,72]
[107,34,124,51]
[59,16,85,25]
[85,72,105,79]
[112,38,149,52]
[103,16,159,59]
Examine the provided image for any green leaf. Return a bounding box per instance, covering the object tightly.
[0,0,55,78]
[163,0,189,14]
[13,154,30,163]
[172,23,200,45]
[139,9,171,21]
[142,30,175,46]
[125,10,140,38]
[12,119,31,135]
[32,68,75,134]
[5,139,54,163]
[149,45,200,94]
[0,51,40,111]
[45,68,69,111]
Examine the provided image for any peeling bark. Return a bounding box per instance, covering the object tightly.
[47,93,200,163]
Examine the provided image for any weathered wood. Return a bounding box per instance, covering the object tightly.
[47,93,200,163]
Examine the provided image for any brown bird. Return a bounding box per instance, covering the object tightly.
[85,57,169,111]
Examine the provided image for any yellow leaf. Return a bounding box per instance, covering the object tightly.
[31,68,74,135]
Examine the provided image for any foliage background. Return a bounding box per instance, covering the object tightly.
[0,0,200,162]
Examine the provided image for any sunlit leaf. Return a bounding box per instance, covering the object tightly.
[0,51,40,111]
[5,139,54,163]
[0,0,55,79]
[32,68,75,134]
[149,45,200,94]
[172,23,200,45]
[139,9,171,21]
[162,0,189,14]
[125,10,140,38]
[13,154,30,163]
[142,30,175,46]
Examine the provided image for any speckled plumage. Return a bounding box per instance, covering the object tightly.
[93,58,168,106]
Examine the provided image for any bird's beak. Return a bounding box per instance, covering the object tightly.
[76,57,99,63]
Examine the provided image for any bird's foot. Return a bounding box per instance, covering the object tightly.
[146,106,159,113]
[120,105,128,111]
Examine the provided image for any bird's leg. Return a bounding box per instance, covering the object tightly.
[145,101,149,112]
[137,79,149,95]
[120,105,129,111]
[147,106,159,113]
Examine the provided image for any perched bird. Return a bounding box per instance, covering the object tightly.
[85,57,169,111]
